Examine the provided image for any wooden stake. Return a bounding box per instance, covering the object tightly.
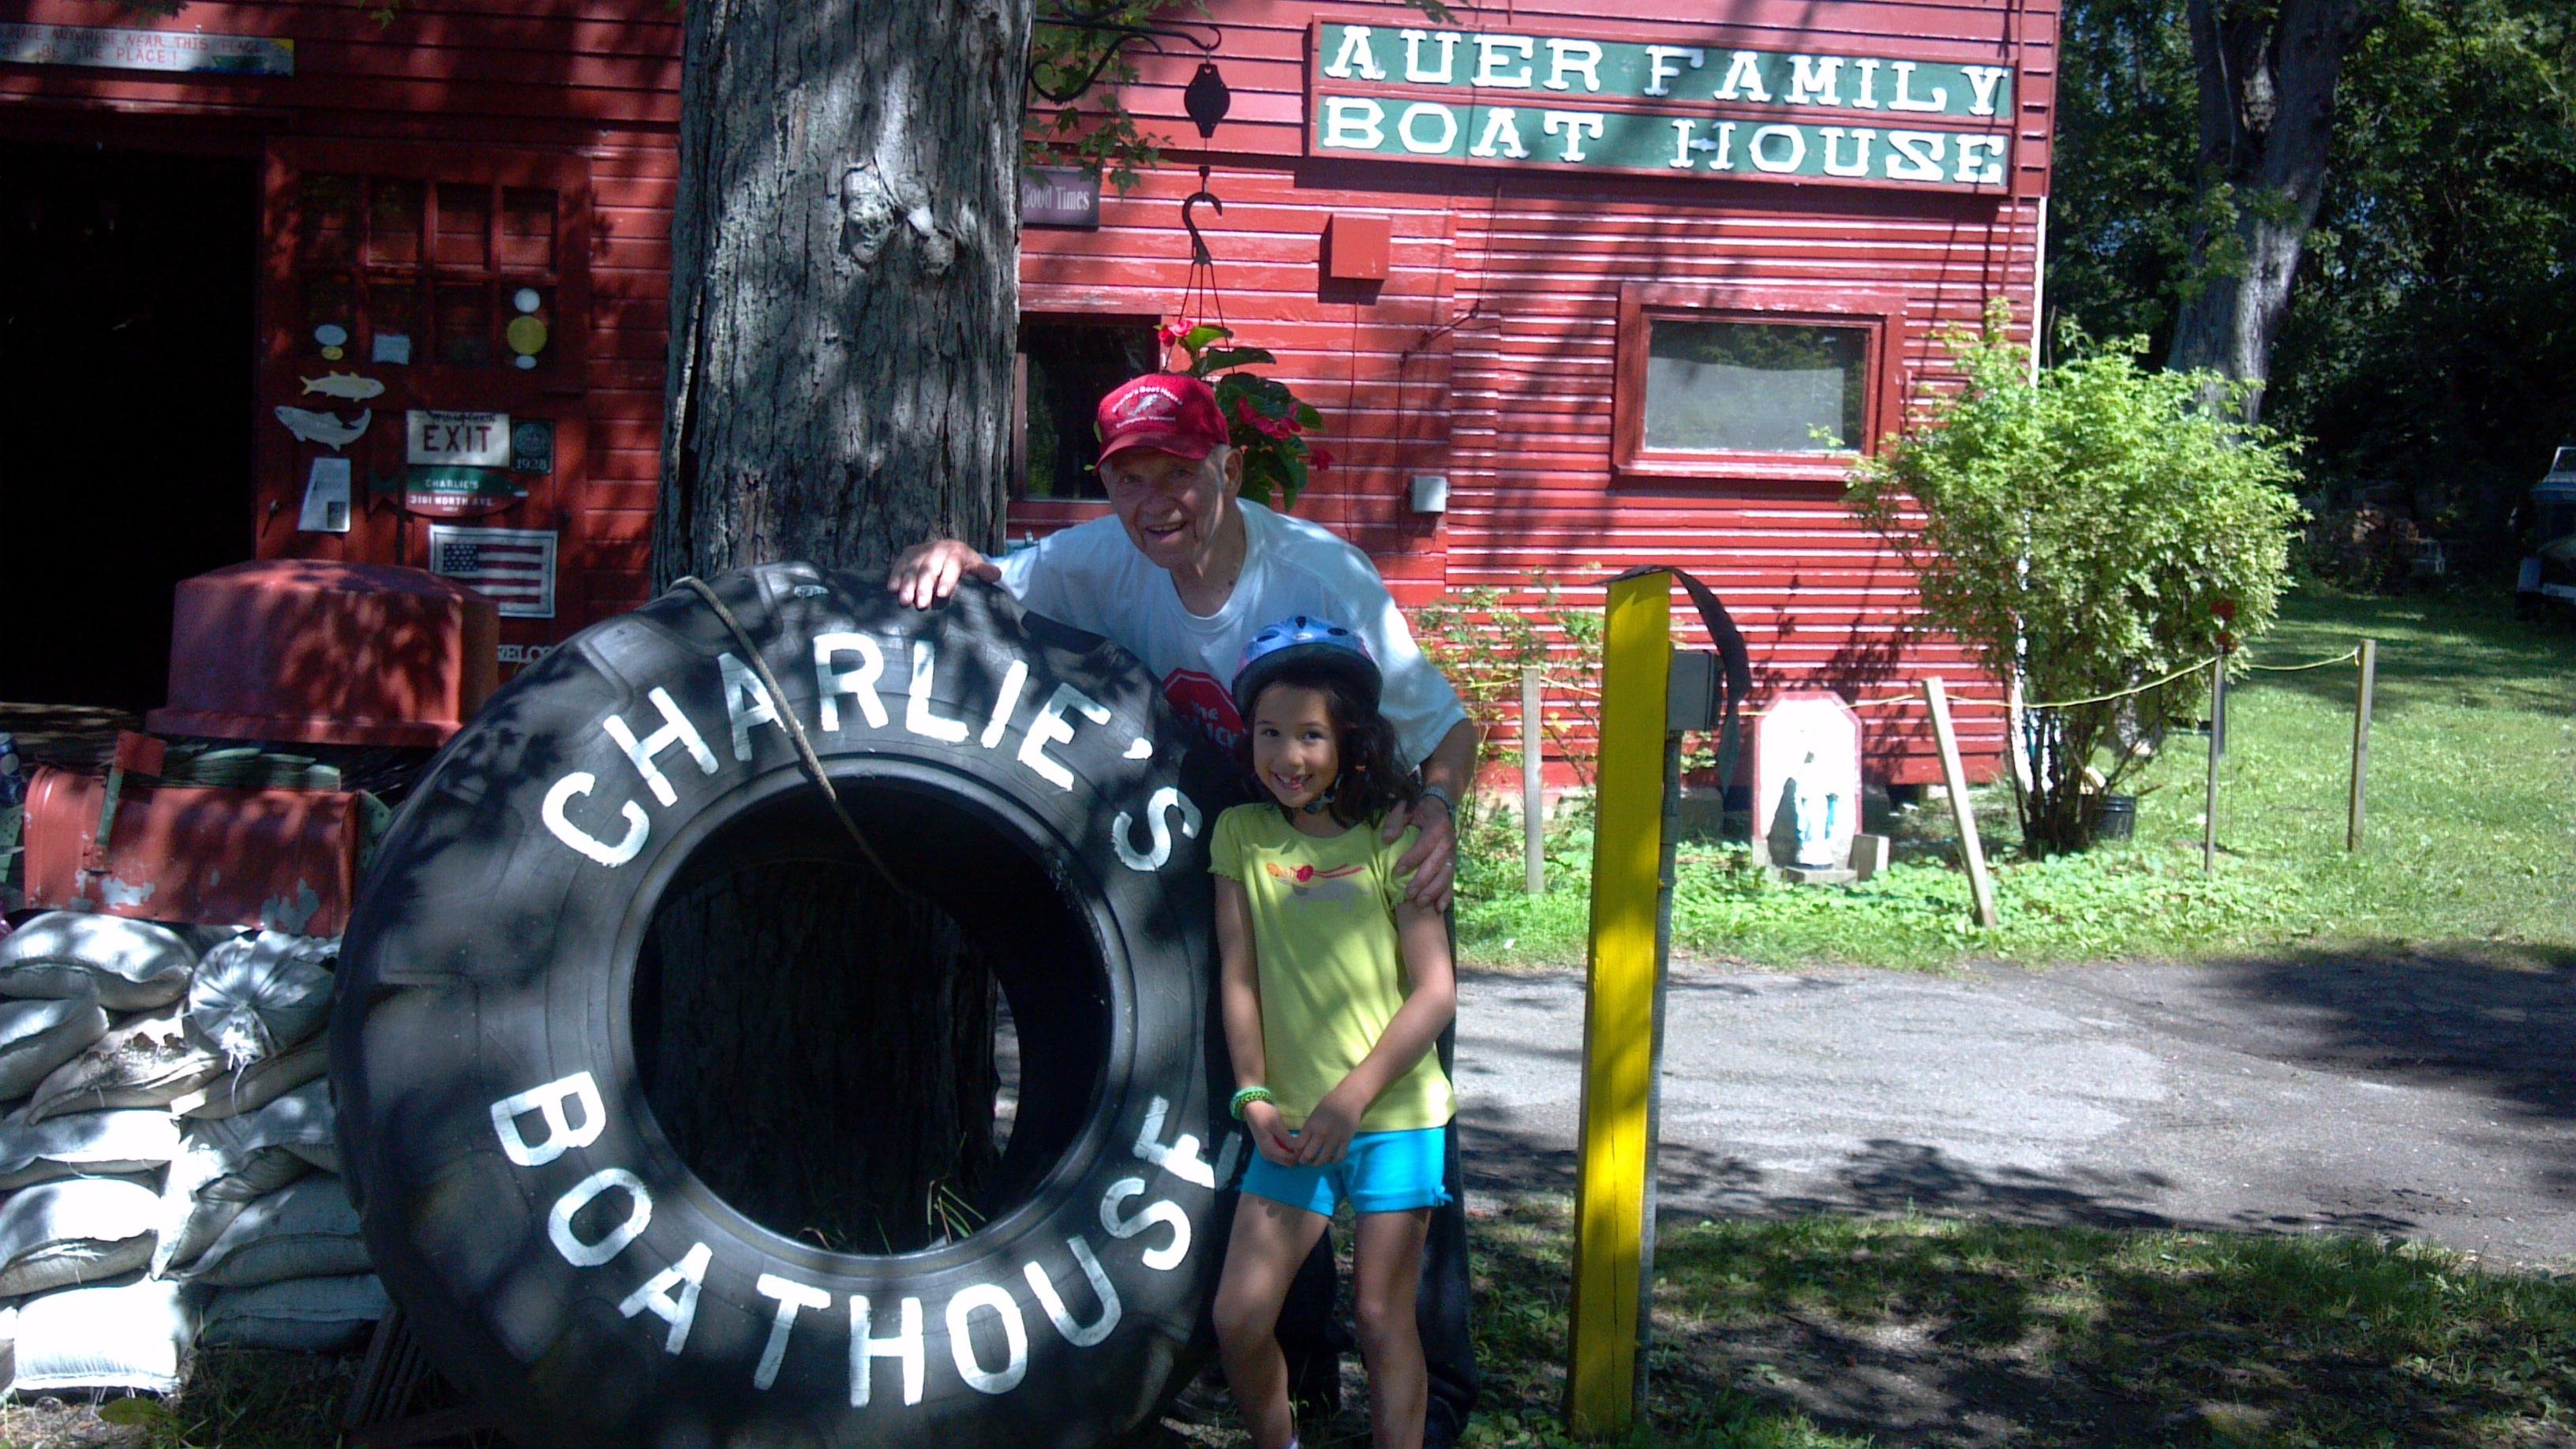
[2347,638,2376,852]
[1523,665,1546,893]
[1922,677,1999,930]
[2203,657,2226,873]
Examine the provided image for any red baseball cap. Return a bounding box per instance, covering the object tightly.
[1095,373,1230,465]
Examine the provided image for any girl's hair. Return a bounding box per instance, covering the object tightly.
[1238,661,1420,829]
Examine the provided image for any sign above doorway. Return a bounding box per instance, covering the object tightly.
[0,22,294,77]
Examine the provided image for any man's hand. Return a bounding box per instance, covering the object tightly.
[1387,793,1458,912]
[1242,1099,1299,1166]
[887,539,1000,609]
[1292,1090,1361,1166]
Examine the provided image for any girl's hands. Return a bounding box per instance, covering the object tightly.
[1292,1090,1362,1166]
[1242,1099,1300,1166]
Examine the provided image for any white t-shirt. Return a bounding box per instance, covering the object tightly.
[994,500,1467,766]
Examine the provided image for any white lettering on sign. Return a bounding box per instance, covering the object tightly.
[406,410,512,467]
[1321,95,1385,150]
[814,632,890,732]
[1398,103,1459,155]
[603,687,721,808]
[490,1071,608,1166]
[1019,683,1110,792]
[1543,38,1602,92]
[1541,110,1604,163]
[1749,125,1807,173]
[906,642,972,743]
[1954,134,2008,185]
[719,652,782,762]
[1821,127,1877,178]
[1470,33,1535,88]
[1322,23,1384,79]
[1964,65,2011,117]
[1887,129,1947,182]
[946,1283,1030,1395]
[1471,107,1530,159]
[1788,54,1843,106]
[489,1074,1213,1402]
[549,1167,653,1267]
[620,1241,713,1354]
[543,772,650,867]
[1641,45,1702,97]
[1399,28,1459,84]
[1114,786,1202,873]
[1712,50,1772,103]
[850,1295,927,1406]
[1886,59,1949,112]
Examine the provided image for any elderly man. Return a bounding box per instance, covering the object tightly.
[889,371,1479,1445]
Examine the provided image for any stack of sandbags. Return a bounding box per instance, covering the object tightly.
[0,915,382,1394]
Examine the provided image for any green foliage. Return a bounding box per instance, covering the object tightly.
[1460,589,2576,969]
[1848,301,2306,855]
[1024,2,1210,193]
[2054,0,2576,575]
[1156,320,1327,510]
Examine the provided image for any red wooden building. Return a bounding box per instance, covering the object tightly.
[0,0,2054,783]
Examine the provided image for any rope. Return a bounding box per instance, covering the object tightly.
[2245,647,2362,672]
[671,575,909,895]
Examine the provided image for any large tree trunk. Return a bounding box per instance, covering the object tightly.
[649,0,1033,1252]
[2166,0,2376,421]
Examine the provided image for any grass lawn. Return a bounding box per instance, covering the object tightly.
[22,1208,2570,1449]
[1458,588,2576,971]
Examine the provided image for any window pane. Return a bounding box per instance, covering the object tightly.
[499,188,556,271]
[1017,318,1163,500]
[434,183,489,269]
[368,179,422,267]
[295,173,360,264]
[1643,321,1866,453]
[437,283,494,365]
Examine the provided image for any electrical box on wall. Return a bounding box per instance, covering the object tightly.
[1323,213,1392,282]
[1410,474,1450,514]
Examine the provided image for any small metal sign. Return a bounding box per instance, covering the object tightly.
[0,22,294,77]
[509,419,555,475]
[406,410,511,468]
[427,525,556,619]
[1021,167,1102,230]
[376,465,528,519]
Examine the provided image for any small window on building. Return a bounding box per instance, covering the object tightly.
[1017,316,1162,500]
[1614,284,1901,481]
[1643,321,1867,454]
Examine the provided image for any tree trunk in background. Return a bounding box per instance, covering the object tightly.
[650,0,1032,1249]
[2166,0,2377,421]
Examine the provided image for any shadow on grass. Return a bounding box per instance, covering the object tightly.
[2243,589,2575,720]
[1470,1200,2576,1449]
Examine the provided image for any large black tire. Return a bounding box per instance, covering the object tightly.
[332,565,1240,1449]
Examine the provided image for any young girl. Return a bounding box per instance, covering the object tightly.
[1210,616,1459,1449]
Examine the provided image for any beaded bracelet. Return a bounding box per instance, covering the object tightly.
[1229,1085,1275,1120]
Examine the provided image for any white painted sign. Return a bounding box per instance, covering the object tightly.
[407,410,512,468]
[298,457,351,534]
[0,22,294,77]
[427,525,556,619]
[1752,692,1863,870]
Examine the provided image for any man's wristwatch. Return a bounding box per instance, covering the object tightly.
[1417,783,1456,820]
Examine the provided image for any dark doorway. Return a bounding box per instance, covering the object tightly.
[0,144,259,710]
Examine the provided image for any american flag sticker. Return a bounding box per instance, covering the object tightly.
[427,525,558,619]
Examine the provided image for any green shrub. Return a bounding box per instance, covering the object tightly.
[1848,303,2306,856]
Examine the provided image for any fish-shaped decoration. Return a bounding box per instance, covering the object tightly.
[300,373,386,401]
[274,406,373,451]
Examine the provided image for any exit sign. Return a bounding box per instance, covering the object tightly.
[406,410,511,467]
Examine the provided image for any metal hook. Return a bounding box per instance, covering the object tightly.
[1182,167,1223,267]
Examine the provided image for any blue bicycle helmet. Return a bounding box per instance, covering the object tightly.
[1231,616,1381,717]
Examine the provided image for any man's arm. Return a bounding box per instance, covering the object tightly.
[887,539,1000,609]
[1387,717,1479,912]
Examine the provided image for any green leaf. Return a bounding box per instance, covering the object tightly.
[1180,323,1231,354]
[1193,346,1278,372]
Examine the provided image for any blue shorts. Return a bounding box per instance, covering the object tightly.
[1237,1125,1452,1217]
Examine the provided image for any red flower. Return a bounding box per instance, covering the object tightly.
[1287,416,1304,435]
[1309,447,1335,471]
[1158,320,1193,349]
[1234,399,1257,425]
[2213,600,2238,622]
[1294,864,1315,883]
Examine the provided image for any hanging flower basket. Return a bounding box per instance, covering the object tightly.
[1160,320,1329,511]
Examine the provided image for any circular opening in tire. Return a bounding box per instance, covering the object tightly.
[629,771,1106,1256]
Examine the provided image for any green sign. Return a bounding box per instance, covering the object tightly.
[374,465,528,519]
[1310,24,2015,192]
[1316,24,2011,120]
[1311,99,2008,190]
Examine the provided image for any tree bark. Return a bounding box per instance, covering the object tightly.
[648,0,1032,1251]
[2166,0,2378,421]
[657,0,1030,580]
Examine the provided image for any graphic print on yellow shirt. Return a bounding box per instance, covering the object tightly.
[1211,804,1456,1133]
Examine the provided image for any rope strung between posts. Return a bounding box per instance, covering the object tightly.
[670,575,911,897]
[1829,646,2365,712]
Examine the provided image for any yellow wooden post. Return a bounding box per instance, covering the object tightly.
[1566,571,1672,1437]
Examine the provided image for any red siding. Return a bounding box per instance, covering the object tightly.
[2,0,2050,781]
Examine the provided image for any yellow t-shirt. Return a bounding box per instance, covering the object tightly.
[1210,804,1455,1133]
